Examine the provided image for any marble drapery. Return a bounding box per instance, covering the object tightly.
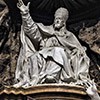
[14,8,90,88]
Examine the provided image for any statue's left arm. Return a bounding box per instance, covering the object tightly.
[67,31,86,53]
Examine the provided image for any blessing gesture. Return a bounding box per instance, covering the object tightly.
[17,0,30,13]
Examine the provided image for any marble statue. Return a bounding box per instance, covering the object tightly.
[13,0,90,88]
[83,80,100,100]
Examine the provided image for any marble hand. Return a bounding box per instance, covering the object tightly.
[83,80,100,100]
[17,0,30,13]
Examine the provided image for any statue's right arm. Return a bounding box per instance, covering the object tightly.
[17,0,42,42]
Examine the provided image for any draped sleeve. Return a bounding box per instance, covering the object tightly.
[21,10,42,42]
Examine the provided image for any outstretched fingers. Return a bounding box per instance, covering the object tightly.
[17,0,24,8]
[18,0,24,5]
[83,80,97,92]
[83,80,92,90]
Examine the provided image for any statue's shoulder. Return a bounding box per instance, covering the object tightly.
[66,30,73,34]
[66,30,77,37]
[65,30,73,37]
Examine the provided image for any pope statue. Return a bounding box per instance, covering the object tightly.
[13,0,90,88]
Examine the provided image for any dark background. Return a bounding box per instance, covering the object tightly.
[4,0,100,27]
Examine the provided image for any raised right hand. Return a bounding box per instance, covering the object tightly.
[17,0,30,13]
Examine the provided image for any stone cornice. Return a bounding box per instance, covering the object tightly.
[0,84,99,95]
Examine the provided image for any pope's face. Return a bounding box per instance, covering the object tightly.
[54,17,64,30]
